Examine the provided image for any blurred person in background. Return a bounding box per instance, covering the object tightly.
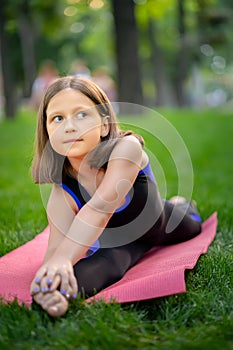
[30,60,59,110]
[92,66,117,102]
[70,59,91,79]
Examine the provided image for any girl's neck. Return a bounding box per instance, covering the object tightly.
[68,156,105,194]
[68,156,90,173]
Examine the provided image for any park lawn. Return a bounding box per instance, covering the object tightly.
[0,107,232,349]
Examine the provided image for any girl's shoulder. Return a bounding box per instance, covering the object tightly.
[109,135,148,169]
[112,134,143,151]
[110,134,142,158]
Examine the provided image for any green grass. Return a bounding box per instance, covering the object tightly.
[0,107,232,349]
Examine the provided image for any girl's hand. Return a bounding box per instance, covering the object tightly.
[30,257,78,300]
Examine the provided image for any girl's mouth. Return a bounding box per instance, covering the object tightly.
[63,139,82,144]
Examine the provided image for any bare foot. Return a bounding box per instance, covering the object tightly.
[33,290,69,317]
[169,196,197,208]
[169,196,187,205]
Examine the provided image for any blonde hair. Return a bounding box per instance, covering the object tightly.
[32,76,143,184]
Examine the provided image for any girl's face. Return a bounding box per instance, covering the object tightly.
[46,88,109,160]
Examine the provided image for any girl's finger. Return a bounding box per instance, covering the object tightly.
[40,275,51,294]
[68,271,78,298]
[62,276,76,300]
[40,266,58,293]
[33,266,48,284]
[45,270,58,288]
[59,272,70,299]
[30,281,41,296]
[60,271,78,300]
[48,274,61,292]
[30,266,48,295]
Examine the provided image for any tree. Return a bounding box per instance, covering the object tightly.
[175,0,187,106]
[17,0,37,97]
[11,0,64,97]
[135,0,232,107]
[147,18,177,106]
[111,0,144,107]
[0,1,17,118]
[135,0,177,106]
[0,0,70,116]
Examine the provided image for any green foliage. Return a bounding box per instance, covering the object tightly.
[2,0,233,108]
[0,109,47,255]
[3,0,115,77]
[135,0,175,26]
[0,107,232,349]
[135,0,233,105]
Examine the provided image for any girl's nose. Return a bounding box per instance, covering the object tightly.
[64,117,77,132]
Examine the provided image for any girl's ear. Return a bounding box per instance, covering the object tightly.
[101,116,110,137]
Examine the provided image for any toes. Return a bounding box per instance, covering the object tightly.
[47,301,68,318]
[41,293,60,309]
[43,292,69,317]
[47,306,60,317]
[33,289,70,317]
[33,292,44,305]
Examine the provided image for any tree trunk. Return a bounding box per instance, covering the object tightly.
[0,2,17,118]
[17,1,37,97]
[148,19,177,107]
[176,0,186,106]
[112,0,144,110]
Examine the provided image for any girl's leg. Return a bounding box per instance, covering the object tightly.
[73,197,202,298]
[73,239,149,298]
[142,198,202,246]
[32,239,149,312]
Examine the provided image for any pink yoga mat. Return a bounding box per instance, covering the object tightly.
[0,213,217,306]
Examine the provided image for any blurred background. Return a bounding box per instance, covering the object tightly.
[0,0,233,118]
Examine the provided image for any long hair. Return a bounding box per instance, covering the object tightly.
[31,76,143,184]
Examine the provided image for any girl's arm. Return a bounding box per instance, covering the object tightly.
[30,185,78,297]
[52,135,143,262]
[31,136,143,295]
[43,186,78,263]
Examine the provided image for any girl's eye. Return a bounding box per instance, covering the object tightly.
[52,115,63,122]
[76,112,87,119]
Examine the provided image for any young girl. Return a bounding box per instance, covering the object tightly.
[30,76,202,317]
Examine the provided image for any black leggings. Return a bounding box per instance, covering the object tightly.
[73,200,202,298]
